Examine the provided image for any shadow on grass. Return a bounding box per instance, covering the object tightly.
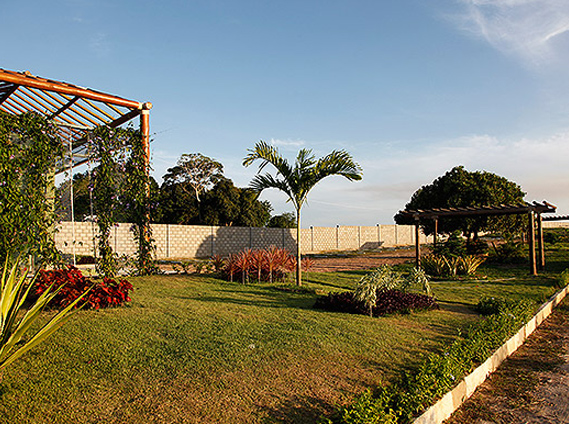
[262,394,334,424]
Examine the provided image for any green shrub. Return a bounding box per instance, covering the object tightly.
[489,241,525,264]
[354,266,403,315]
[420,255,486,278]
[405,267,432,297]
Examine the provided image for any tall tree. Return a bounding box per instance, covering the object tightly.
[163,153,223,203]
[394,166,526,239]
[243,140,362,286]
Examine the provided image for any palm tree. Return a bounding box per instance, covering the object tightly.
[243,141,363,286]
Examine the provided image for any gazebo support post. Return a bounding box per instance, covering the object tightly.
[415,221,421,268]
[537,213,545,270]
[529,211,537,276]
[433,217,438,251]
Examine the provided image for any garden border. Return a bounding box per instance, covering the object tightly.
[412,283,569,424]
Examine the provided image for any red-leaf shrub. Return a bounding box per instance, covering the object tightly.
[314,289,438,317]
[223,246,310,283]
[34,266,133,310]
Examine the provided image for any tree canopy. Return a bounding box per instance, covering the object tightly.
[394,166,526,239]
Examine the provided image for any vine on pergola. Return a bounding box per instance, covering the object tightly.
[0,111,155,275]
[0,111,63,264]
[89,125,155,277]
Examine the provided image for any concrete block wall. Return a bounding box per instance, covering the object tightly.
[59,220,558,259]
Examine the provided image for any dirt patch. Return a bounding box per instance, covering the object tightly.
[445,299,569,424]
[307,247,417,272]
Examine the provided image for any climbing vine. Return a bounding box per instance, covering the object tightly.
[0,111,63,264]
[89,125,155,277]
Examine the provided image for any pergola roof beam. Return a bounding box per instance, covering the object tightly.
[0,69,142,110]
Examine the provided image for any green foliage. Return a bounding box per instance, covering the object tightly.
[0,111,63,264]
[406,267,432,297]
[89,125,155,277]
[433,231,466,257]
[163,153,223,203]
[267,212,297,228]
[326,297,536,423]
[558,269,569,289]
[543,228,569,245]
[321,389,398,424]
[488,241,526,264]
[0,257,87,371]
[156,176,272,227]
[243,140,363,286]
[421,255,486,278]
[355,266,403,316]
[394,166,526,239]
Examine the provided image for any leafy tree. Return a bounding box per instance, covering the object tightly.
[243,140,362,286]
[394,166,526,239]
[156,176,271,227]
[267,212,296,228]
[201,177,272,227]
[163,153,223,203]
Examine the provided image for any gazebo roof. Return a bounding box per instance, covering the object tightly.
[0,68,152,170]
[396,201,556,221]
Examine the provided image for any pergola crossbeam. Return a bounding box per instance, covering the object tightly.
[0,68,152,175]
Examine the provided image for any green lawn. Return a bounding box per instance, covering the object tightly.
[0,248,567,424]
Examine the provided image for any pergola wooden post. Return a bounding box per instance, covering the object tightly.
[528,211,537,276]
[537,213,545,270]
[414,219,421,268]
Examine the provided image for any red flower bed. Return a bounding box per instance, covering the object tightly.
[34,266,133,310]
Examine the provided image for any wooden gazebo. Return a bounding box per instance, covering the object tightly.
[396,201,557,275]
[0,68,152,171]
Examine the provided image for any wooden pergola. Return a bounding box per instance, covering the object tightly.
[0,68,152,171]
[396,201,557,275]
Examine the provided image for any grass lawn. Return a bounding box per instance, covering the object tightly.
[0,246,567,423]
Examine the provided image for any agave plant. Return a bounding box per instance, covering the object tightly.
[0,257,88,371]
[457,255,487,276]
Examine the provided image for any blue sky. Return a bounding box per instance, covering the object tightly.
[3,0,569,226]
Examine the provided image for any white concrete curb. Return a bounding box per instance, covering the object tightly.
[412,285,569,424]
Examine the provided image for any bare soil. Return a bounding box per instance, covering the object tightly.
[307,247,417,272]
[445,298,569,424]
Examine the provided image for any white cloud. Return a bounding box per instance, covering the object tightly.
[269,138,305,148]
[90,32,111,58]
[450,0,569,66]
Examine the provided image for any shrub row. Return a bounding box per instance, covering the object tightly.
[34,266,133,310]
[322,297,536,424]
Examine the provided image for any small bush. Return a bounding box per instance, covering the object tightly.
[420,255,486,278]
[489,241,526,264]
[314,289,438,317]
[34,266,133,310]
[543,228,569,244]
[466,239,489,255]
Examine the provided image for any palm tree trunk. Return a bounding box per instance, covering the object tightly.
[296,207,302,286]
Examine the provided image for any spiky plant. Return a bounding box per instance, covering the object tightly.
[0,257,88,371]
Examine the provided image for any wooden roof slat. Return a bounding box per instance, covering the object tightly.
[15,89,58,116]
[397,201,556,221]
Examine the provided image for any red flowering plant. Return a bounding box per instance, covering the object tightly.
[34,266,133,310]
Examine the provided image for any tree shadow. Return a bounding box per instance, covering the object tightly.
[195,226,297,258]
[261,395,335,424]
